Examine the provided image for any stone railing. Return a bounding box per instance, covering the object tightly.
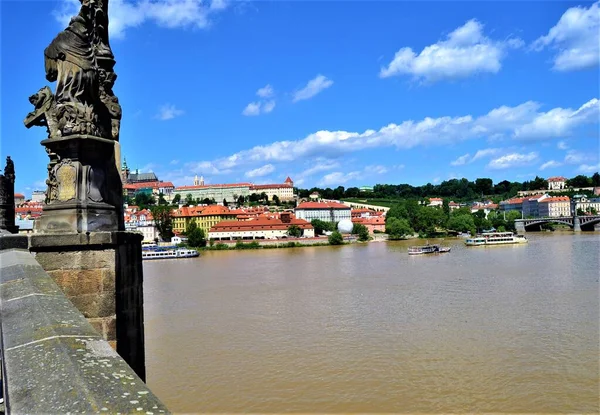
[0,249,169,414]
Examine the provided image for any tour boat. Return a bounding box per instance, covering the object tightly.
[142,248,199,260]
[408,244,451,255]
[464,232,528,247]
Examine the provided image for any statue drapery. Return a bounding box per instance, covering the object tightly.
[25,0,121,141]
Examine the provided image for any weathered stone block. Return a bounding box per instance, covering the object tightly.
[105,315,117,341]
[47,269,103,296]
[88,317,104,336]
[34,249,115,271]
[101,268,116,292]
[69,292,115,318]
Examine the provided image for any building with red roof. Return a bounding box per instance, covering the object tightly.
[539,196,571,217]
[209,212,314,240]
[547,176,567,190]
[351,216,385,234]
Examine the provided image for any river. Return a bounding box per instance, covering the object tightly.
[143,233,599,413]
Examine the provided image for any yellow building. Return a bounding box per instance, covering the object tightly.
[171,205,239,235]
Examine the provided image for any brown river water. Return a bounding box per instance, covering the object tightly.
[143,233,599,413]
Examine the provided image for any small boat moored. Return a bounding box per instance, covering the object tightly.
[408,244,451,255]
[142,248,199,260]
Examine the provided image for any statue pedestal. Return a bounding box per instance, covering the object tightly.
[39,135,123,233]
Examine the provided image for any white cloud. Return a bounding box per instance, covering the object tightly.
[54,0,229,39]
[187,97,598,175]
[578,163,600,173]
[170,159,180,165]
[532,1,599,71]
[432,177,441,184]
[292,75,333,102]
[262,100,276,114]
[513,98,599,139]
[451,153,471,166]
[242,102,261,116]
[318,171,361,187]
[256,84,274,98]
[451,148,500,165]
[245,164,276,178]
[242,100,275,116]
[156,104,184,120]
[298,160,341,178]
[488,152,539,169]
[540,160,563,170]
[380,19,523,82]
[557,140,569,150]
[564,150,589,165]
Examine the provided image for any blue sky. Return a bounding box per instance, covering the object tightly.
[1,0,599,196]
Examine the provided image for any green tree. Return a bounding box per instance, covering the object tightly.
[352,223,370,242]
[287,224,302,238]
[223,198,228,207]
[272,195,281,206]
[311,219,334,235]
[529,176,548,191]
[237,195,245,206]
[185,193,194,206]
[447,214,476,235]
[157,193,168,205]
[567,175,592,188]
[172,194,181,205]
[592,172,600,186]
[260,192,268,202]
[475,178,493,196]
[442,199,450,219]
[134,192,156,209]
[186,221,206,247]
[328,231,344,245]
[386,217,413,240]
[150,205,174,241]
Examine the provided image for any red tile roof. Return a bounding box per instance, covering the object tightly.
[210,217,312,232]
[200,205,238,216]
[296,201,350,210]
[284,177,293,184]
[175,183,252,190]
[547,176,567,182]
[250,184,293,190]
[15,193,25,198]
[539,196,570,203]
[124,181,174,190]
[352,216,385,224]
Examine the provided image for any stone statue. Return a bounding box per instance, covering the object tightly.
[25,0,121,140]
[0,157,18,234]
[24,0,124,233]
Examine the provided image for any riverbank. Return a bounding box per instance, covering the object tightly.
[202,237,350,251]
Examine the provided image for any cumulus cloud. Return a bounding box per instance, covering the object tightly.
[54,0,229,39]
[292,75,333,102]
[243,85,276,116]
[451,148,501,165]
[532,1,599,71]
[156,104,184,120]
[540,160,563,170]
[557,140,569,150]
[256,84,274,98]
[488,152,539,169]
[245,164,276,178]
[451,153,471,166]
[380,19,523,83]
[318,171,361,187]
[578,163,600,173]
[187,97,598,175]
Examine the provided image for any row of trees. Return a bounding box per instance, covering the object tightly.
[297,173,600,203]
[384,200,522,239]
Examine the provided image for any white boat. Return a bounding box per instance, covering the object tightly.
[465,232,528,247]
[408,244,451,255]
[142,248,199,260]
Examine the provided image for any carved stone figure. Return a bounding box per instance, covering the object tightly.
[25,0,121,140]
[0,157,18,234]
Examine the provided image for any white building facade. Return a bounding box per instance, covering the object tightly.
[538,196,571,217]
[295,201,352,223]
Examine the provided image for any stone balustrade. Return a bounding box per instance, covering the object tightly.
[0,249,169,414]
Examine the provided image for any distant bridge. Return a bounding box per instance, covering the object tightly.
[515,215,600,232]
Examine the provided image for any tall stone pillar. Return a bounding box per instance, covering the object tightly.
[23,0,146,380]
[573,216,581,232]
[515,220,526,233]
[0,157,19,234]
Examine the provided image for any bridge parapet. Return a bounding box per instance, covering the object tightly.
[0,249,170,414]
